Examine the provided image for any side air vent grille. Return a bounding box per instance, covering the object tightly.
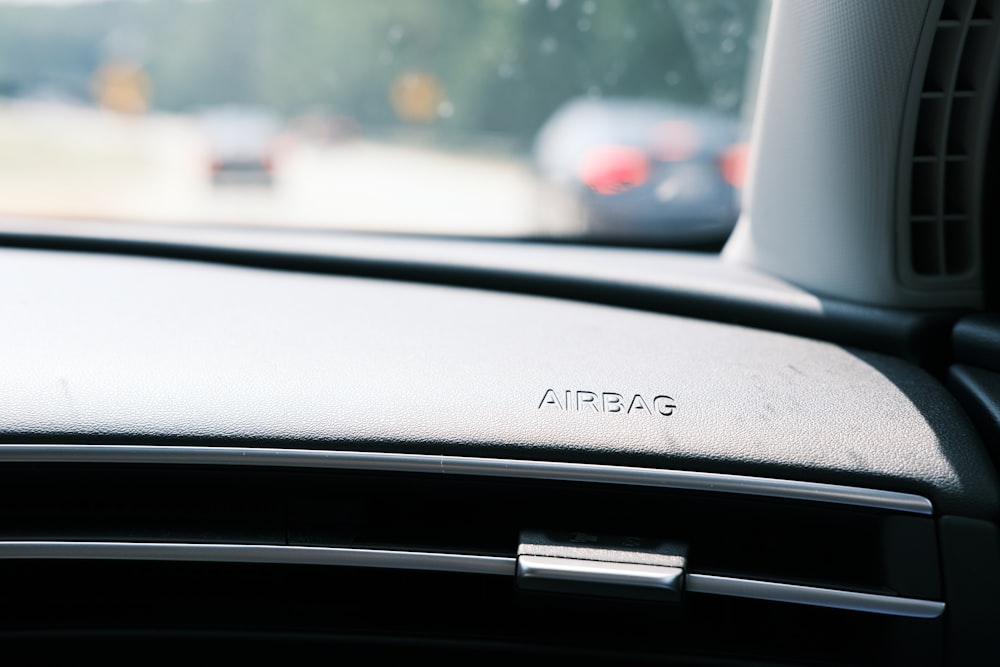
[903,0,1000,279]
[0,446,946,665]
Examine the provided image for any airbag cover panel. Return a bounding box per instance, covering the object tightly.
[0,249,993,516]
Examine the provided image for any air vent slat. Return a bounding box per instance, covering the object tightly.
[913,214,968,221]
[0,449,945,663]
[914,97,946,157]
[946,217,977,271]
[911,162,939,217]
[0,539,945,618]
[904,0,1000,280]
[686,573,944,619]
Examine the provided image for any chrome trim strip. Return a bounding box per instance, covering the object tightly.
[0,445,933,515]
[686,573,946,619]
[0,541,515,576]
[0,539,945,617]
[518,555,683,600]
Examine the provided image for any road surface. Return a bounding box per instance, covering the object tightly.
[0,102,584,237]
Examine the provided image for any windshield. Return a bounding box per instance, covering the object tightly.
[0,0,769,247]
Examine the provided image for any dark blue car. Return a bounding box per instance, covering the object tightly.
[535,97,747,245]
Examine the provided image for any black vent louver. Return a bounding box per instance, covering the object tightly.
[0,446,947,665]
[907,0,1000,277]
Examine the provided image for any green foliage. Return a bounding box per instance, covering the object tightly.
[0,0,765,141]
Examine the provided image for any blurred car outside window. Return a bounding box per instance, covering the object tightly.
[0,0,769,248]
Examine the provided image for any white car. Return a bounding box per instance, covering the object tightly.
[200,106,283,185]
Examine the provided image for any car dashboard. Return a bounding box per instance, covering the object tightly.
[0,223,997,665]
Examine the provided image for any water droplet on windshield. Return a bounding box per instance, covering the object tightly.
[540,36,558,55]
[665,71,681,86]
[547,0,562,10]
[723,18,744,37]
[582,0,597,15]
[387,24,405,44]
[711,85,739,109]
[437,100,455,118]
[498,63,515,79]
[578,18,591,31]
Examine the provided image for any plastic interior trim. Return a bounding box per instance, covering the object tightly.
[0,540,945,618]
[0,445,934,515]
[686,573,946,619]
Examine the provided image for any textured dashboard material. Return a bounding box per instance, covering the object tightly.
[0,247,995,516]
[0,218,962,366]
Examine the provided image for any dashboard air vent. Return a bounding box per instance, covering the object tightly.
[0,445,947,665]
[904,0,1000,279]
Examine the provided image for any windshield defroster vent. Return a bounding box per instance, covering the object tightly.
[902,0,1000,280]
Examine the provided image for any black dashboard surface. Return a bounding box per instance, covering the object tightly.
[0,246,994,517]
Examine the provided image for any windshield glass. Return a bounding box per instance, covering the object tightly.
[0,0,769,247]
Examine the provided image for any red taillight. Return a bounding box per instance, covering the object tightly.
[578,145,650,195]
[719,142,749,189]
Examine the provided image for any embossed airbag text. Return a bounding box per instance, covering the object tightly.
[538,390,676,416]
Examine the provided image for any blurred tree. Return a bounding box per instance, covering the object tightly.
[0,0,765,145]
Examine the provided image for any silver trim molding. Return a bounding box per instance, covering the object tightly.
[686,573,946,619]
[0,541,515,576]
[0,540,944,618]
[518,555,684,601]
[0,444,933,514]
